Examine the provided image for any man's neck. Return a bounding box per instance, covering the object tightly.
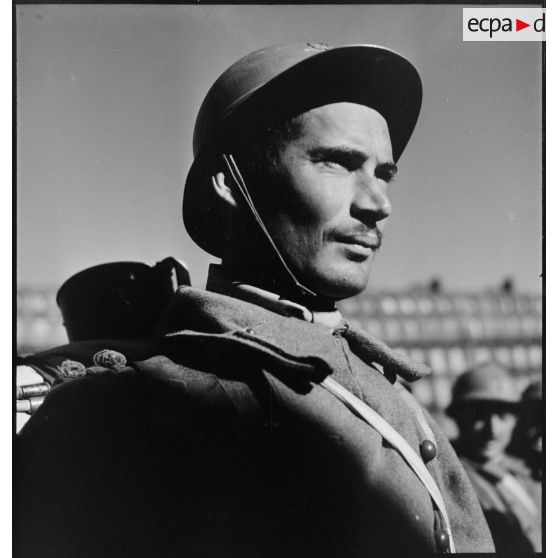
[208,262,337,315]
[219,256,336,312]
[205,263,344,328]
[218,209,342,311]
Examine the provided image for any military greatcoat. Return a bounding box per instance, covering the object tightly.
[458,454,542,556]
[15,285,495,557]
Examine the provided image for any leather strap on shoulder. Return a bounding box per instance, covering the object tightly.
[321,376,456,553]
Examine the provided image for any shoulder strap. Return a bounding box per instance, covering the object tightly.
[320,376,456,553]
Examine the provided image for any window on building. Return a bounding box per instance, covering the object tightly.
[432,377,453,410]
[448,347,467,375]
[428,347,447,375]
[435,297,453,314]
[403,318,420,341]
[511,345,528,369]
[383,319,402,342]
[472,346,492,363]
[527,345,542,368]
[440,316,460,340]
[463,317,485,339]
[494,346,512,367]
[417,297,434,314]
[400,297,417,315]
[380,296,398,315]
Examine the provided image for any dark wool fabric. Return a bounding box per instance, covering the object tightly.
[458,455,542,556]
[16,287,494,558]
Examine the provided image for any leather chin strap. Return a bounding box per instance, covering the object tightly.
[220,153,318,299]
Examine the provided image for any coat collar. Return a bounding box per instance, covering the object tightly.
[205,264,344,329]
[158,281,431,384]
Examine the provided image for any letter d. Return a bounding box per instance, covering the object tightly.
[534,13,545,32]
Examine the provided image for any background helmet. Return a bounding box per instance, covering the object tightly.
[447,361,521,417]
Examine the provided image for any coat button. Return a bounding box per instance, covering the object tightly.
[420,440,437,463]
[434,529,451,553]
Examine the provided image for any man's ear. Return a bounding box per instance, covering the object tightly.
[212,172,238,209]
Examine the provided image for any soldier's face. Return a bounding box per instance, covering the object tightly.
[458,406,517,463]
[262,102,394,300]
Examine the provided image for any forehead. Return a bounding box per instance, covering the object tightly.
[295,102,392,153]
[463,403,518,420]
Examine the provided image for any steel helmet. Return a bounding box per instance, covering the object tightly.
[522,377,542,403]
[183,42,423,257]
[447,361,521,417]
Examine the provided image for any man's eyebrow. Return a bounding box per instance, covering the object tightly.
[307,147,397,174]
[307,146,368,162]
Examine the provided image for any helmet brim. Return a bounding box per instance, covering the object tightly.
[447,396,522,418]
[183,44,422,257]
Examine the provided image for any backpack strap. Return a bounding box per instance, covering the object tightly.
[321,376,456,553]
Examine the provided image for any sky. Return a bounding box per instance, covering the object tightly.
[16,4,543,295]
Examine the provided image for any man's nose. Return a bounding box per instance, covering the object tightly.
[350,173,392,225]
[488,414,504,436]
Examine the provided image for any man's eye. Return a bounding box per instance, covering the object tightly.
[322,156,359,171]
[375,168,397,183]
[309,149,366,172]
[323,159,347,170]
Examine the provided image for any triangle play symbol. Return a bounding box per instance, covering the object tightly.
[516,19,530,31]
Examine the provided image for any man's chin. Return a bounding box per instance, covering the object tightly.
[308,265,371,301]
[476,444,504,463]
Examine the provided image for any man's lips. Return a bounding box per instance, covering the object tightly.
[479,439,501,454]
[334,232,381,250]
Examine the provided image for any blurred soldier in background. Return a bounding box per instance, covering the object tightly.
[447,362,542,555]
[508,375,543,544]
[509,377,543,483]
[16,43,495,557]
